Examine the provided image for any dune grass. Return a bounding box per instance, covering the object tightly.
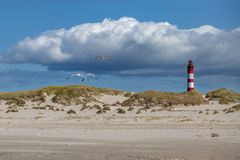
[122,90,208,106]
[0,85,123,106]
[0,85,123,100]
[0,90,41,100]
[41,85,123,97]
[224,104,240,113]
[206,88,240,104]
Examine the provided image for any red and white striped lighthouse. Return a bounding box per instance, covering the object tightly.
[187,59,194,91]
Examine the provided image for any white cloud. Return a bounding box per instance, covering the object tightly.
[1,17,240,76]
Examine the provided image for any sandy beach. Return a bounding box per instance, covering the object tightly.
[0,90,240,160]
[0,123,240,160]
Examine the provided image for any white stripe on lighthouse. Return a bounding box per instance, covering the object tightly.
[188,73,194,79]
[188,82,194,88]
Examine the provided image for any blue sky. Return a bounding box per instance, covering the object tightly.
[0,0,239,93]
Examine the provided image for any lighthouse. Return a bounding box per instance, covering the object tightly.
[187,59,194,91]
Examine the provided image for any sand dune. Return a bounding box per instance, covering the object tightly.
[0,86,240,160]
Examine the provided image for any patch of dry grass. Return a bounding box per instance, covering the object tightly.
[122,90,208,106]
[96,109,106,114]
[211,133,219,137]
[212,110,219,114]
[178,118,193,122]
[5,98,25,107]
[128,106,134,111]
[117,108,126,114]
[80,105,89,111]
[102,106,111,111]
[206,88,240,104]
[6,108,18,113]
[136,110,141,114]
[123,92,132,97]
[224,104,240,113]
[32,106,46,110]
[67,109,76,114]
[0,85,123,106]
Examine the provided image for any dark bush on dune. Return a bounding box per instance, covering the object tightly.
[32,95,46,102]
[67,109,76,114]
[102,106,111,111]
[52,95,72,106]
[128,106,134,111]
[32,106,46,110]
[5,98,26,107]
[117,108,126,114]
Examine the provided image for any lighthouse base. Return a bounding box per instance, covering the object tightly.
[187,88,194,92]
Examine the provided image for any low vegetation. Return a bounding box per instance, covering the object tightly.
[151,109,156,112]
[1,85,239,110]
[32,106,46,110]
[5,98,25,107]
[102,106,111,111]
[206,88,240,104]
[80,105,89,111]
[6,108,18,113]
[122,90,208,107]
[224,104,240,113]
[212,110,219,114]
[42,85,123,97]
[0,85,123,106]
[67,109,76,114]
[123,92,132,97]
[117,108,126,114]
[90,104,101,110]
[96,109,106,114]
[128,106,134,111]
[211,133,219,138]
[136,110,141,114]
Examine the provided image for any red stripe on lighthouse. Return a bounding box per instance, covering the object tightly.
[188,79,194,82]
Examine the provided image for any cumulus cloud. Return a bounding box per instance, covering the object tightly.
[1,17,240,77]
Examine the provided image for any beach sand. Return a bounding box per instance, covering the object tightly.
[0,94,240,160]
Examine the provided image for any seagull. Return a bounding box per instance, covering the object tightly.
[84,73,96,79]
[67,73,96,82]
[67,73,86,82]
[96,55,112,61]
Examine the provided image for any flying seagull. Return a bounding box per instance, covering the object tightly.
[67,73,96,82]
[96,55,112,61]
